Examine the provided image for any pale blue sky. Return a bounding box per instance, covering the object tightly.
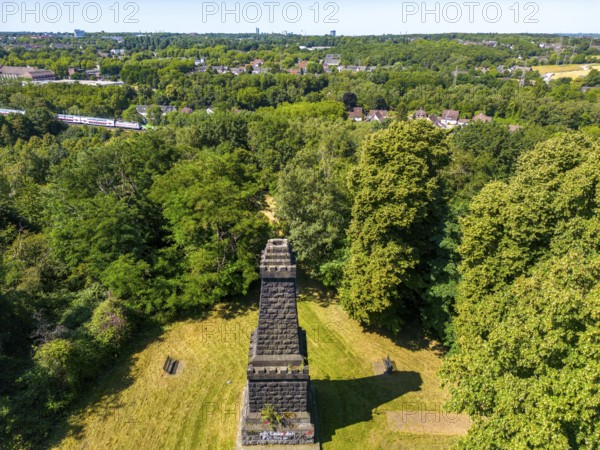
[1,1,599,35]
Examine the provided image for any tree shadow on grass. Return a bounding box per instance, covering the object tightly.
[215,283,261,320]
[313,371,422,444]
[44,324,166,448]
[371,321,447,355]
[296,266,338,307]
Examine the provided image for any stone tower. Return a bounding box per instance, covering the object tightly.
[241,239,316,446]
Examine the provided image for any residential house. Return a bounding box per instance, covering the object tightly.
[324,54,342,66]
[348,107,364,122]
[247,59,267,74]
[412,108,477,129]
[210,66,227,74]
[7,43,35,50]
[297,60,309,71]
[510,65,532,74]
[341,65,369,73]
[412,108,429,120]
[428,114,443,128]
[366,110,389,122]
[289,60,309,75]
[67,67,85,78]
[136,105,177,118]
[472,113,493,123]
[69,65,108,80]
[230,67,246,76]
[412,108,445,128]
[440,110,460,127]
[85,68,102,78]
[540,42,562,51]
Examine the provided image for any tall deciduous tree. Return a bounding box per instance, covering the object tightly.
[150,151,270,309]
[275,121,354,286]
[442,132,600,448]
[342,92,358,111]
[342,121,449,332]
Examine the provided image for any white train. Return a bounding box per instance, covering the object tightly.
[0,108,26,116]
[1,107,142,130]
[115,120,142,130]
[57,114,141,130]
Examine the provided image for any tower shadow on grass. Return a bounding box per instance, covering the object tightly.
[313,371,422,444]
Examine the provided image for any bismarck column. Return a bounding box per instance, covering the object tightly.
[240,239,316,446]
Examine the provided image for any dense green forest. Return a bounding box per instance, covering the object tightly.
[1,32,599,448]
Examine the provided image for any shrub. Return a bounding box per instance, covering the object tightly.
[87,299,130,350]
[33,338,80,392]
[260,404,282,431]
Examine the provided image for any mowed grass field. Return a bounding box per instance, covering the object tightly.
[533,64,600,79]
[49,276,459,450]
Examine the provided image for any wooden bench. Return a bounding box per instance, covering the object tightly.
[163,356,179,375]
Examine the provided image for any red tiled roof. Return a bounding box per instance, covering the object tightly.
[473,113,492,123]
[348,107,364,118]
[441,110,460,121]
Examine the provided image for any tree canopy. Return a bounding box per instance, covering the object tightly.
[442,132,600,449]
[341,121,449,332]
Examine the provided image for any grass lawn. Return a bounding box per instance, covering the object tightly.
[49,275,459,450]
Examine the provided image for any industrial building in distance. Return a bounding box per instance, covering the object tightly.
[0,65,56,81]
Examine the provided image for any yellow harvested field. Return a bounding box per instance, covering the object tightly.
[533,64,600,79]
[553,70,592,79]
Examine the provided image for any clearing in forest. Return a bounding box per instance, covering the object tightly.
[49,275,460,450]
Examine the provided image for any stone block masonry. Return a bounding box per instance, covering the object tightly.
[254,280,301,356]
[248,381,308,413]
[241,239,317,446]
